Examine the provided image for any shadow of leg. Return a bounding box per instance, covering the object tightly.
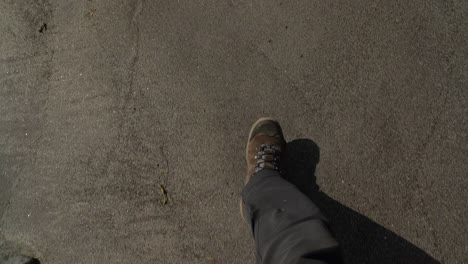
[286,139,440,264]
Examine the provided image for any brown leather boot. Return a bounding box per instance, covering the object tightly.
[241,118,287,219]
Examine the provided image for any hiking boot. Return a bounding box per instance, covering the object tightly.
[241,118,287,220]
[245,117,287,183]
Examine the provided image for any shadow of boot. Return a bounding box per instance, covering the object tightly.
[286,139,440,264]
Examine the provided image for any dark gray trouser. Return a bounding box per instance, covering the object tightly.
[242,170,342,264]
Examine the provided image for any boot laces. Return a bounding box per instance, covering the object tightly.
[254,144,281,173]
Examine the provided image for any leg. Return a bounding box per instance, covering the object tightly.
[242,170,341,264]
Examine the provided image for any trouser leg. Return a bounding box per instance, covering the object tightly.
[241,170,341,264]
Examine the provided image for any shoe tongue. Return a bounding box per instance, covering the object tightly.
[255,144,280,172]
[257,161,276,170]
